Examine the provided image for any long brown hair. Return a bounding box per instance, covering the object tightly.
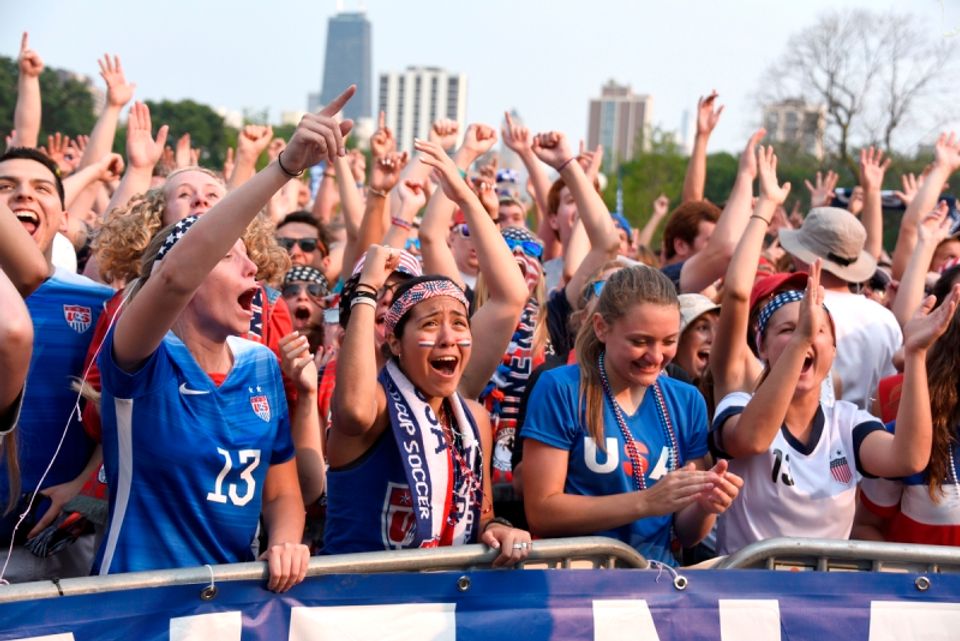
[574,265,678,447]
[927,298,960,501]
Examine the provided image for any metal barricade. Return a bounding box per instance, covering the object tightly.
[0,536,647,604]
[715,537,960,573]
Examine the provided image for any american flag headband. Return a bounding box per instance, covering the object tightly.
[755,289,832,348]
[155,215,199,262]
[384,279,469,336]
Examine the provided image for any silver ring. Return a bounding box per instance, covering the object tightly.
[512,543,524,550]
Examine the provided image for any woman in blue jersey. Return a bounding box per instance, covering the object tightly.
[325,139,532,564]
[95,86,356,591]
[522,265,742,566]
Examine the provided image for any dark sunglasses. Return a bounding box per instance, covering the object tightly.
[505,237,543,259]
[277,237,323,254]
[282,283,326,298]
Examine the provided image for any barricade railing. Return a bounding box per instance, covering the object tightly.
[0,536,647,604]
[715,537,960,573]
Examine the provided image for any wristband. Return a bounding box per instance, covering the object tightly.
[557,157,577,173]
[352,288,377,302]
[354,282,378,294]
[350,296,377,310]
[368,187,388,198]
[277,151,304,178]
[483,516,513,532]
[750,215,771,225]
[391,217,412,230]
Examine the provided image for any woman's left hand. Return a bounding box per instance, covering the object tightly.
[260,541,310,592]
[480,523,532,568]
[695,459,743,515]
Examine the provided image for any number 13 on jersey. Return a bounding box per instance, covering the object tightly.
[207,448,262,506]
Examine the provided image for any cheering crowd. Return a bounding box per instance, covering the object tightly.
[2,32,960,592]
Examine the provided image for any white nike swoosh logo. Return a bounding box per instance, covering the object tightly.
[179,382,210,396]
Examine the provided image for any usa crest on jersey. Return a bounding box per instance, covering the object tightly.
[250,395,271,422]
[63,304,92,333]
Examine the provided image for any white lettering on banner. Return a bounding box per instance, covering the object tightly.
[11,635,75,641]
[718,599,781,641]
[169,612,241,641]
[592,599,661,641]
[584,437,619,474]
[288,603,456,641]
[869,601,960,641]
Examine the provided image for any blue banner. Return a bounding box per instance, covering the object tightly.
[2,569,960,640]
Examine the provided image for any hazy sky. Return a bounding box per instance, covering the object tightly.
[3,0,959,153]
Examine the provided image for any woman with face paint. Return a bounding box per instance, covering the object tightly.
[709,258,960,555]
[93,86,356,592]
[325,139,532,564]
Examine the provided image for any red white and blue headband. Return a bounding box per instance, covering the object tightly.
[156,215,199,262]
[384,278,469,336]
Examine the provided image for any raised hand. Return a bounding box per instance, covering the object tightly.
[222,147,235,179]
[126,101,169,170]
[267,137,285,162]
[859,146,891,191]
[42,133,76,174]
[795,259,826,344]
[279,332,318,394]
[98,153,125,183]
[369,150,408,193]
[470,174,498,218]
[284,85,356,170]
[916,201,953,246]
[577,140,604,181]
[397,179,427,212]
[347,149,366,184]
[652,194,670,218]
[893,172,920,207]
[737,128,766,180]
[934,131,960,174]
[696,90,724,137]
[501,112,532,155]
[370,110,396,159]
[694,459,743,515]
[98,54,135,109]
[358,244,401,292]
[531,131,574,171]
[175,133,193,168]
[461,123,498,157]
[804,170,839,208]
[18,32,43,78]
[429,118,459,151]
[237,124,274,161]
[903,284,960,353]
[847,186,864,216]
[757,145,791,205]
[414,138,474,204]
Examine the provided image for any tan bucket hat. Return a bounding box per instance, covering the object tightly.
[778,207,877,283]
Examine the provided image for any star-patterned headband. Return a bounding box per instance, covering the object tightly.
[384,278,469,336]
[284,265,327,287]
[755,289,805,347]
[156,216,199,262]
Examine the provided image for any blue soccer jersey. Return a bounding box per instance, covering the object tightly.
[520,365,709,565]
[0,268,113,501]
[94,330,295,574]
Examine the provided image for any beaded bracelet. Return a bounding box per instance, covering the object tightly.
[391,217,412,230]
[277,151,304,178]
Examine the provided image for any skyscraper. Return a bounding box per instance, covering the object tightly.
[586,80,653,168]
[317,11,372,121]
[378,66,468,153]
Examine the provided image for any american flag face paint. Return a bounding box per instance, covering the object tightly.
[418,340,436,347]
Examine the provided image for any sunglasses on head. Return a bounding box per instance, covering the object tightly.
[277,237,323,254]
[282,282,326,298]
[504,237,543,259]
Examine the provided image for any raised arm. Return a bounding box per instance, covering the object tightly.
[62,153,124,209]
[383,179,425,249]
[679,128,764,294]
[226,125,273,191]
[0,266,32,418]
[892,203,953,328]
[859,286,960,478]
[637,194,669,250]
[530,131,619,306]
[719,261,825,457]
[278,332,325,504]
[112,86,355,370]
[502,112,551,221]
[415,138,528,399]
[392,118,458,212]
[105,102,168,215]
[681,91,723,203]
[79,55,135,170]
[713,145,791,400]
[13,33,43,149]
[342,151,406,275]
[417,167,463,286]
[891,133,960,280]
[859,147,891,260]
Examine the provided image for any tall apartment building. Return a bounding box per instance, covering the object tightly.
[378,66,467,153]
[313,11,372,121]
[762,99,826,160]
[586,80,653,168]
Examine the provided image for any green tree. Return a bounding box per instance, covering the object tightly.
[143,99,228,168]
[0,55,96,141]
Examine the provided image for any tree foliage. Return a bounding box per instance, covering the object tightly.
[0,55,96,142]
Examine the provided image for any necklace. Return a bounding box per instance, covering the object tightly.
[438,401,483,524]
[949,444,960,502]
[597,351,679,491]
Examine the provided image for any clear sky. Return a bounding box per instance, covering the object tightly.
[3,0,958,153]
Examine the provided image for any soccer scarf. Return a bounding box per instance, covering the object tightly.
[380,360,482,548]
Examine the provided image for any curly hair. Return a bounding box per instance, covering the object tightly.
[93,188,168,284]
[243,214,290,287]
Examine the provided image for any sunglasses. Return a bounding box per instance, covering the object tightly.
[505,237,543,259]
[277,237,325,255]
[454,223,471,238]
[282,283,326,298]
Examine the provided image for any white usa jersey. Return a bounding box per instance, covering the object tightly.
[710,391,884,555]
[95,329,294,575]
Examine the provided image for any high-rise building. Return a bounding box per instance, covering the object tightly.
[762,99,826,160]
[316,11,372,121]
[378,66,467,153]
[586,80,653,168]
